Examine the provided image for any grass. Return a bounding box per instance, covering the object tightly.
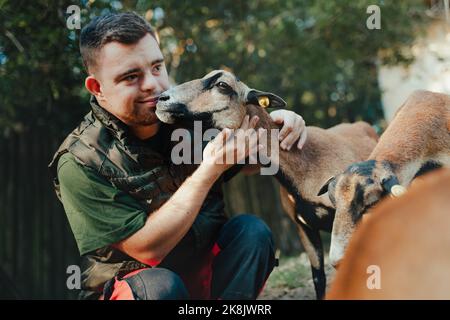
[259,249,335,300]
[265,254,312,290]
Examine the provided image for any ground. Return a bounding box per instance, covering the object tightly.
[259,253,336,300]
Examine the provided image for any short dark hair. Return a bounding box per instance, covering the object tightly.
[80,12,156,73]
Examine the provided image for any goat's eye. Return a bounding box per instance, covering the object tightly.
[216,81,231,90]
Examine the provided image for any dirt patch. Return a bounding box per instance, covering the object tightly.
[259,253,336,300]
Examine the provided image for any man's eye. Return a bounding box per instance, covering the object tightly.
[153,64,163,74]
[216,81,231,90]
[124,74,138,81]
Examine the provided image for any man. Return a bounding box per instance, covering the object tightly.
[49,12,307,300]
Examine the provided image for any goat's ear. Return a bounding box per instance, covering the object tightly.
[317,176,336,196]
[245,90,287,109]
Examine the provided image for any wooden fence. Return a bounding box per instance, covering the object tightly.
[0,129,80,299]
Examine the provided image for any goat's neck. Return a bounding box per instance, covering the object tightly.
[245,105,333,225]
[245,104,305,185]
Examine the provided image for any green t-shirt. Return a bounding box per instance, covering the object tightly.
[57,152,147,256]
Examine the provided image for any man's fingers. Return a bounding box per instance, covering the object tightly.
[234,130,248,163]
[249,115,259,128]
[278,116,294,142]
[231,128,259,163]
[281,118,297,150]
[248,143,261,163]
[242,130,257,157]
[247,130,260,162]
[213,124,267,165]
[240,115,250,130]
[213,128,231,151]
[297,126,307,149]
[282,117,303,150]
[272,117,284,125]
[222,128,232,142]
[257,128,265,141]
[269,110,285,124]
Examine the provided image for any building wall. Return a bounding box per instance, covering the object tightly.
[378,21,450,122]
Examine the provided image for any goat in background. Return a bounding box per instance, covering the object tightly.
[318,90,450,268]
[327,169,450,299]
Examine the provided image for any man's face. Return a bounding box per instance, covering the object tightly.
[91,33,170,127]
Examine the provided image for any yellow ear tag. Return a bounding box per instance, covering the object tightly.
[258,96,270,108]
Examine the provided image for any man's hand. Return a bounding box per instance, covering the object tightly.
[270,109,307,150]
[202,115,262,176]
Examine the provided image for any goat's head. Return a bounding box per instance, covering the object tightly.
[317,160,406,268]
[155,70,286,129]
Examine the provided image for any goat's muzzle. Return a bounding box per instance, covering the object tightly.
[158,94,170,102]
[158,102,188,115]
[155,99,189,124]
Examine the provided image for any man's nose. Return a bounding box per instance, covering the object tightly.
[141,73,158,92]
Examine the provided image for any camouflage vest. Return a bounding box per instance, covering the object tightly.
[49,97,227,299]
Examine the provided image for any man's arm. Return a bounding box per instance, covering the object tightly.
[114,116,261,265]
[113,163,221,265]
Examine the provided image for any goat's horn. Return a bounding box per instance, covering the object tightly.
[390,184,407,197]
[258,96,270,108]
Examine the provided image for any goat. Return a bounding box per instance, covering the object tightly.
[155,70,378,298]
[318,90,450,268]
[326,169,450,299]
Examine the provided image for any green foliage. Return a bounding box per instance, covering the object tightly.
[0,0,428,136]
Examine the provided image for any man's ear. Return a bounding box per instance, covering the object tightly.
[245,89,287,109]
[85,76,105,101]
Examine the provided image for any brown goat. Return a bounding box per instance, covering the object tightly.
[318,90,450,268]
[156,70,378,298]
[327,169,450,299]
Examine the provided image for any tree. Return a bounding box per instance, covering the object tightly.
[1,0,427,136]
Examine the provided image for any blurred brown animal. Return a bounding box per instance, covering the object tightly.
[318,90,450,267]
[327,169,450,299]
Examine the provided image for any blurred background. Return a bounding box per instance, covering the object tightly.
[0,0,449,299]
